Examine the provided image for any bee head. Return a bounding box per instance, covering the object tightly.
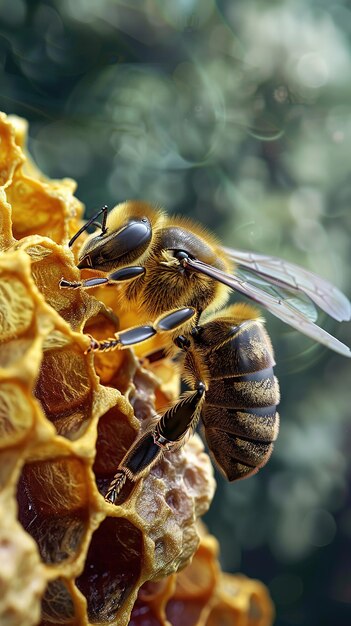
[77,201,163,272]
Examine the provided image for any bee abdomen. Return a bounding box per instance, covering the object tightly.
[205,367,279,409]
[202,376,280,482]
[195,317,280,481]
[204,423,277,481]
[202,404,279,445]
[204,321,275,378]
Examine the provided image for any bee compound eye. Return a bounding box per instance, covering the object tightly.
[78,218,152,270]
[171,250,191,263]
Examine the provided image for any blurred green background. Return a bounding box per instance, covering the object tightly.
[1,0,350,624]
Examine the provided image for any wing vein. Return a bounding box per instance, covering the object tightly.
[185,255,351,358]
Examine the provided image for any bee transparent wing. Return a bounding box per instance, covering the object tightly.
[185,257,351,358]
[234,266,318,322]
[222,247,351,323]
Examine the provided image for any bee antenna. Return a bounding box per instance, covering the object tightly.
[68,205,108,248]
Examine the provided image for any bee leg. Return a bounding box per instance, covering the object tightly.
[105,382,206,504]
[59,266,145,290]
[105,431,163,504]
[154,381,206,445]
[87,306,197,352]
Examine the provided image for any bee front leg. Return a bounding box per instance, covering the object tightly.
[87,306,197,352]
[59,266,145,290]
[105,382,206,504]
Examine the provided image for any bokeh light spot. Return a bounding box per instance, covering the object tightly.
[297,53,329,88]
[302,508,337,548]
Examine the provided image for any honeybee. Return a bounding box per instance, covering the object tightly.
[61,201,351,504]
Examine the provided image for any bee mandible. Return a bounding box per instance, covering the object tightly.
[60,201,351,504]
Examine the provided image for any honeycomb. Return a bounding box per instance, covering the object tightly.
[131,525,274,626]
[0,112,273,626]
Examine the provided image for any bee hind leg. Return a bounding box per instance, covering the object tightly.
[105,381,206,505]
[105,431,163,504]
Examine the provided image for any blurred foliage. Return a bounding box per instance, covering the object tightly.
[0,1,350,625]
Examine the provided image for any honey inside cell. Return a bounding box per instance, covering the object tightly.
[34,348,93,439]
[93,406,137,476]
[41,579,76,623]
[17,458,90,565]
[76,517,143,623]
[93,402,138,502]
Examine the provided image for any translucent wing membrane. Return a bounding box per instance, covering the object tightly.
[185,255,351,358]
[234,267,319,323]
[222,247,351,323]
